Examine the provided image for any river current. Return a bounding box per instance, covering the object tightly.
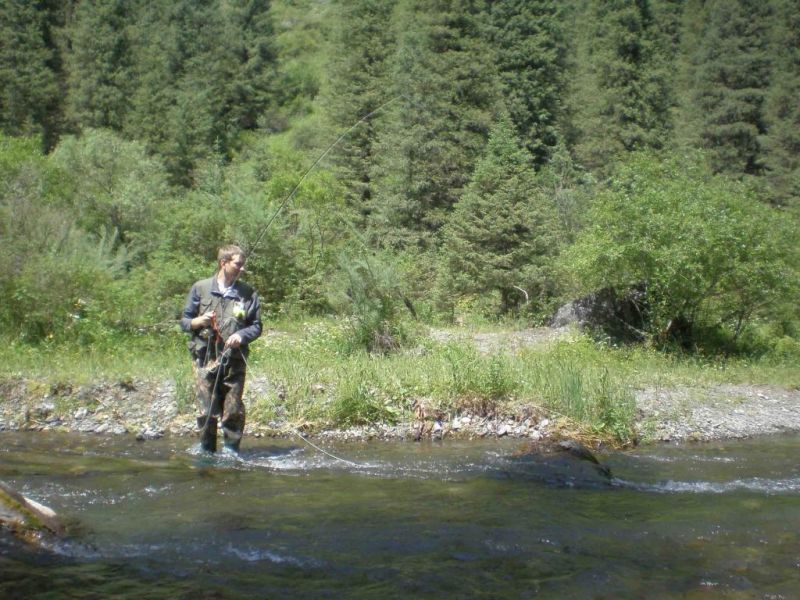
[2,431,799,598]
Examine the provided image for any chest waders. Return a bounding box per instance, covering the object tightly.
[190,280,254,453]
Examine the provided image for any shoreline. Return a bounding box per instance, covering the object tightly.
[2,376,799,446]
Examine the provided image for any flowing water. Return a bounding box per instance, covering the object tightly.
[1,431,799,599]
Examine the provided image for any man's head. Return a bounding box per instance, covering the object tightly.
[217,244,246,282]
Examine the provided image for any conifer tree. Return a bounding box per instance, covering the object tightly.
[125,0,275,185]
[486,0,568,166]
[0,0,63,149]
[567,0,678,172]
[63,0,132,131]
[321,0,398,218]
[691,0,772,176]
[368,0,500,250]
[762,0,800,205]
[439,117,561,315]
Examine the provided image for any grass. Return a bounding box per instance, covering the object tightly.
[0,318,797,446]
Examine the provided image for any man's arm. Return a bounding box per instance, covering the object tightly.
[180,285,201,333]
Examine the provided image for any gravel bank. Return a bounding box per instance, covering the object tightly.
[1,375,798,445]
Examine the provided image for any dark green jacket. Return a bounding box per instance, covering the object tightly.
[180,275,262,361]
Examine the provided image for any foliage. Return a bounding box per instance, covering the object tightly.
[486,0,569,166]
[0,0,62,149]
[690,0,773,176]
[320,0,398,214]
[439,117,562,318]
[327,251,413,354]
[0,0,798,357]
[63,0,133,131]
[50,129,170,253]
[0,135,125,343]
[567,0,679,172]
[761,0,800,206]
[562,150,798,344]
[367,0,500,249]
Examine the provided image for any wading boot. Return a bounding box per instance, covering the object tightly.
[222,426,242,454]
[197,415,218,453]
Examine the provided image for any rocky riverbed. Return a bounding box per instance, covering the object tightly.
[1,374,798,446]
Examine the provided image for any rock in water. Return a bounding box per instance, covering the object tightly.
[0,481,66,546]
[501,439,614,488]
[557,439,612,477]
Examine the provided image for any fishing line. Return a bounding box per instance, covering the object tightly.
[247,94,404,259]
[238,352,364,467]
[289,429,363,468]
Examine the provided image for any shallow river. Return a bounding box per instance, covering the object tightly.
[1,431,799,598]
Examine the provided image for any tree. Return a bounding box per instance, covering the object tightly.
[320,0,398,218]
[50,129,170,253]
[563,150,796,344]
[63,0,132,131]
[762,0,800,206]
[691,0,773,176]
[0,134,129,343]
[368,0,500,250]
[0,0,63,150]
[486,0,569,166]
[124,0,275,186]
[439,117,561,316]
[567,0,679,172]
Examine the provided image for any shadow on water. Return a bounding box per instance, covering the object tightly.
[2,431,800,598]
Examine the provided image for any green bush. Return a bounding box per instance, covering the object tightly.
[563,150,798,346]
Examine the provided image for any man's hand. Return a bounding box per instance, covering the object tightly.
[225,333,243,349]
[191,311,214,330]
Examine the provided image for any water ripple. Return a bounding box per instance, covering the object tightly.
[619,476,800,495]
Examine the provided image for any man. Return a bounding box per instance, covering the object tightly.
[181,244,262,453]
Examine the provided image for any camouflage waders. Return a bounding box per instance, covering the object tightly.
[194,355,246,453]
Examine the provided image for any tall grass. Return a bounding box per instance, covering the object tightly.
[1,318,797,445]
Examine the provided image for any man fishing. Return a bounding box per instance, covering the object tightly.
[181,244,262,453]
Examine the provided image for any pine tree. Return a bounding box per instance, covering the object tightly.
[439,117,561,315]
[762,0,800,205]
[691,0,773,176]
[320,0,398,218]
[124,0,275,185]
[0,0,63,149]
[567,0,679,172]
[369,0,500,250]
[63,0,132,131]
[486,0,568,166]
[217,0,275,133]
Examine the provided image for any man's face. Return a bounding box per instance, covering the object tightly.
[222,254,246,280]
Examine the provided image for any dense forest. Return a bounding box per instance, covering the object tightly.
[1,0,798,353]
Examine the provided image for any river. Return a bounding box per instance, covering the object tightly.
[2,431,799,598]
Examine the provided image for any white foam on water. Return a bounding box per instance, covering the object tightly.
[618,476,800,495]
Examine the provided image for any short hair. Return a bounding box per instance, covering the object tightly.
[217,244,245,264]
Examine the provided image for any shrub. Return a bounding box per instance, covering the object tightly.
[563,150,798,346]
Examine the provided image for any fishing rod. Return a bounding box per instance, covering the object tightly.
[195,95,407,459]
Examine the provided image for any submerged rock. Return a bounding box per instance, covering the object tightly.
[0,481,66,547]
[498,439,614,488]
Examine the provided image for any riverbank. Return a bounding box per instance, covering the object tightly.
[1,325,798,447]
[1,375,799,446]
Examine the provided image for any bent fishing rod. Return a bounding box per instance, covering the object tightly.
[197,95,406,462]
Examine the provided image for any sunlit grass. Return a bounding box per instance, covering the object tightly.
[1,317,797,445]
